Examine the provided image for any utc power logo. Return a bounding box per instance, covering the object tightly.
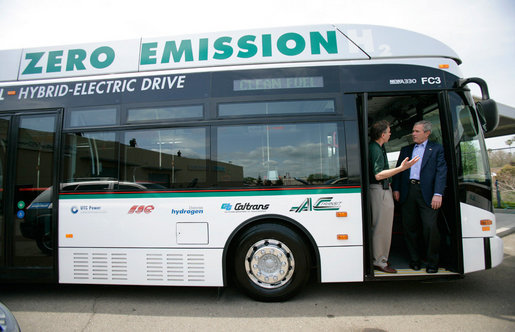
[290,197,341,213]
[71,205,105,214]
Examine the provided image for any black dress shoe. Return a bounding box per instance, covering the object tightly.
[426,265,438,273]
[409,261,421,271]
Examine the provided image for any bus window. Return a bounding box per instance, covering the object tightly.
[0,117,8,263]
[127,104,203,123]
[121,128,208,189]
[218,99,335,117]
[216,122,345,187]
[66,106,119,128]
[449,92,491,210]
[0,117,7,201]
[62,132,119,182]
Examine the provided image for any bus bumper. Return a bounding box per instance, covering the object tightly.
[462,236,503,273]
[490,235,504,269]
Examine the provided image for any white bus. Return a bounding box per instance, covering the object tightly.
[0,24,503,301]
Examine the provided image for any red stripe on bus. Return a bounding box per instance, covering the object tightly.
[18,187,49,192]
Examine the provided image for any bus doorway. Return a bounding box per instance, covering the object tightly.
[362,93,461,277]
[0,111,59,281]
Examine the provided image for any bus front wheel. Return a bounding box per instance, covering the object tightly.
[233,223,311,302]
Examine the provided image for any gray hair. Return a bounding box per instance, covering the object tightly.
[414,120,432,133]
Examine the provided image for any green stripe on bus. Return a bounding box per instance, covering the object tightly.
[59,187,361,199]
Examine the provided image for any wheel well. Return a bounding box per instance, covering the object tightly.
[222,214,320,286]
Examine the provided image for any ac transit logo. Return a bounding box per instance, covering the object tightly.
[221,202,270,213]
[290,197,341,213]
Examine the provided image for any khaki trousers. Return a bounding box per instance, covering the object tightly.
[370,184,394,267]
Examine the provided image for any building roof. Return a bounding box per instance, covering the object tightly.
[485,101,515,138]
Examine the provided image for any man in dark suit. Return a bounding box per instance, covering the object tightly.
[393,120,447,273]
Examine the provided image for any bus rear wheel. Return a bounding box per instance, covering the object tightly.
[233,223,311,302]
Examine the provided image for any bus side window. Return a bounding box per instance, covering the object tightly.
[215,122,345,187]
[62,132,119,183]
[120,128,208,189]
[66,106,119,128]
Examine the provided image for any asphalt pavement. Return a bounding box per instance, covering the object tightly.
[495,208,515,237]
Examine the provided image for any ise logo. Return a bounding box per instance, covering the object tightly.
[128,205,155,214]
[290,197,341,213]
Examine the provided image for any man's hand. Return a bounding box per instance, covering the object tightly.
[400,156,420,170]
[374,156,420,181]
[431,195,442,210]
[393,191,400,202]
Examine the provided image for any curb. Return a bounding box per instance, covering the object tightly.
[494,208,515,214]
[498,227,515,238]
[495,210,515,237]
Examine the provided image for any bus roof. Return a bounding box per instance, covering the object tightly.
[0,24,461,82]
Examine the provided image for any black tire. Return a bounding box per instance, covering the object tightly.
[232,223,311,302]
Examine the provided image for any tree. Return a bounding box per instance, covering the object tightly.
[461,141,479,175]
[496,164,515,199]
[506,135,515,157]
[488,149,512,168]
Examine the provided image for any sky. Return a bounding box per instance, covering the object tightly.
[0,0,513,147]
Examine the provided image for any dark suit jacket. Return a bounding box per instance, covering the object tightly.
[392,141,447,207]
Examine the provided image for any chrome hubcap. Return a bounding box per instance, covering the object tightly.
[245,239,294,289]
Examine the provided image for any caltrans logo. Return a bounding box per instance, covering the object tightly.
[290,197,341,213]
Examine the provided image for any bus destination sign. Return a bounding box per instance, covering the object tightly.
[233,76,324,91]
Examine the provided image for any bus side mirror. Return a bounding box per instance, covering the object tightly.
[458,77,499,133]
[475,98,499,133]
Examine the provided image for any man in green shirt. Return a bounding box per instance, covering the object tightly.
[369,120,420,273]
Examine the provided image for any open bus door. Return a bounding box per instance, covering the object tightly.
[0,110,60,282]
[360,93,461,277]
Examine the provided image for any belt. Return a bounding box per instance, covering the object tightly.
[410,179,420,184]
